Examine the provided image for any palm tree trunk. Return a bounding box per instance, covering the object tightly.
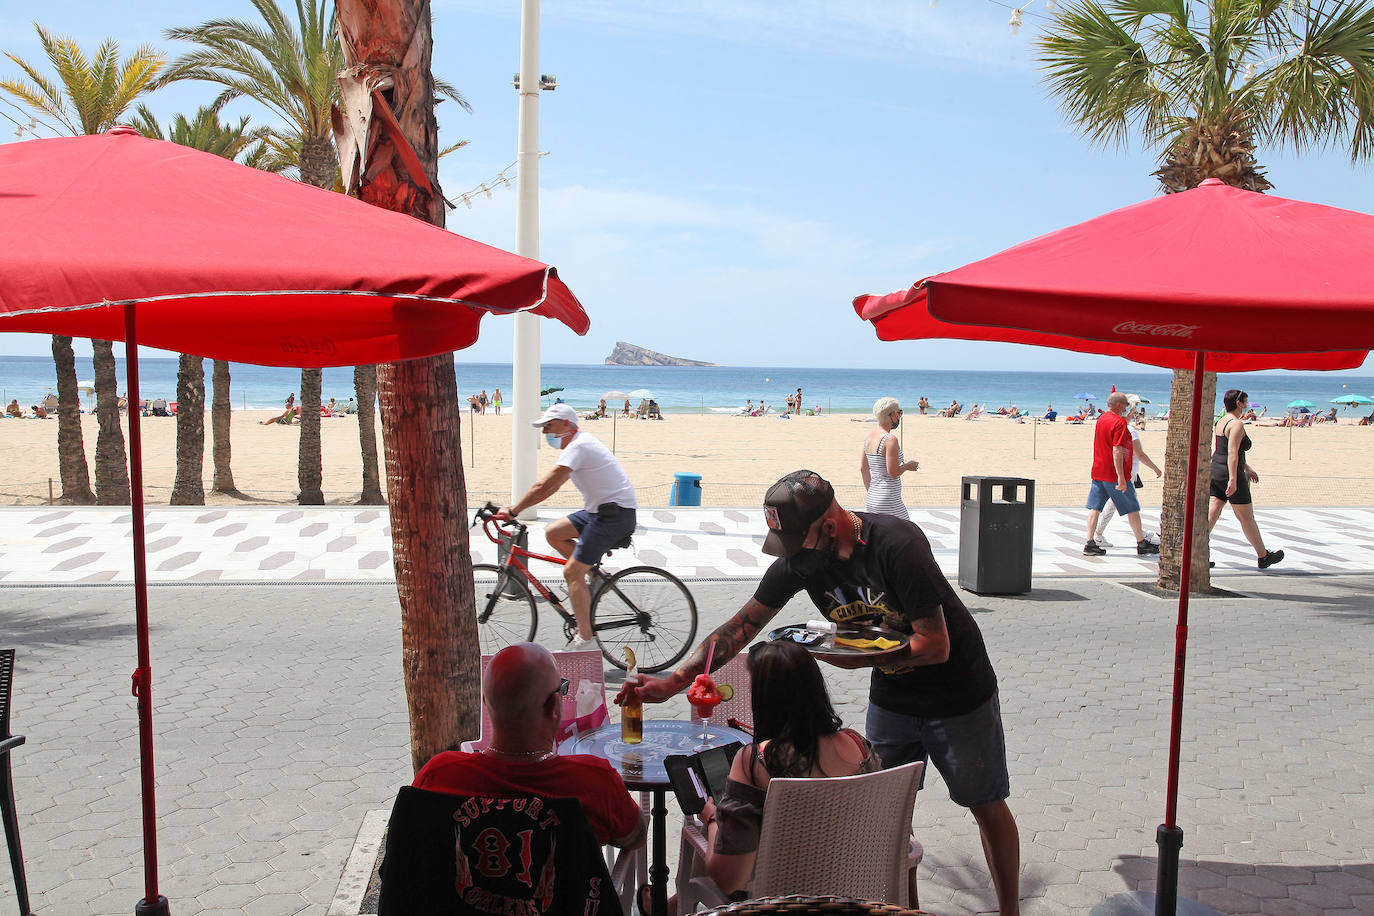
[92,339,130,505]
[1157,369,1216,592]
[211,359,240,494]
[337,0,479,773]
[51,335,95,504]
[355,364,385,504]
[171,353,206,505]
[297,368,325,504]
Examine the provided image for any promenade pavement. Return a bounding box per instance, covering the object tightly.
[1,505,1372,915]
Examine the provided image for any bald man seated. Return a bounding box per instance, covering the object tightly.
[413,643,647,848]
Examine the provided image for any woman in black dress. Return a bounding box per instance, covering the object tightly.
[1208,389,1283,569]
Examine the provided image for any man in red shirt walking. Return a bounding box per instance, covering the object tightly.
[1083,392,1160,557]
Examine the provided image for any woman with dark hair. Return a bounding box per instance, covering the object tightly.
[1209,388,1284,569]
[700,640,879,901]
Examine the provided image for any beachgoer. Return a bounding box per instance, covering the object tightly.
[31,404,47,419]
[623,397,632,417]
[323,398,337,416]
[918,396,929,415]
[150,397,170,417]
[344,398,357,415]
[1208,389,1284,569]
[492,388,502,414]
[745,399,754,416]
[794,388,803,415]
[413,643,646,848]
[861,397,918,520]
[479,389,488,414]
[1094,420,1161,548]
[1082,392,1159,557]
[648,639,880,915]
[5,399,20,418]
[498,404,638,647]
[648,399,663,420]
[469,393,480,413]
[261,393,297,425]
[1042,405,1057,422]
[618,470,1021,916]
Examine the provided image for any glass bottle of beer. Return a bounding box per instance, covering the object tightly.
[621,651,643,745]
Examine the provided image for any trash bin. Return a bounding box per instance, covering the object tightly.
[958,476,1034,594]
[671,472,703,507]
[496,525,529,596]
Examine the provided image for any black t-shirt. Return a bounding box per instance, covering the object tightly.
[753,512,997,718]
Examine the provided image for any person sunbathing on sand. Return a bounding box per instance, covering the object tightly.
[261,393,298,425]
[5,399,20,418]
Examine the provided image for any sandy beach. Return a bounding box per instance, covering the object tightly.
[0,409,1366,508]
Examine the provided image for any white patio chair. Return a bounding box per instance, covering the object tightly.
[680,761,925,911]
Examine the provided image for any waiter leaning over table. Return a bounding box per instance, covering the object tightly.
[616,469,1021,916]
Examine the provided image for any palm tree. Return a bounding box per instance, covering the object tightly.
[1,25,165,505]
[1037,0,1374,591]
[335,0,479,771]
[162,0,469,507]
[130,103,272,503]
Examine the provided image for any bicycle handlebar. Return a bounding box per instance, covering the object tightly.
[473,501,526,542]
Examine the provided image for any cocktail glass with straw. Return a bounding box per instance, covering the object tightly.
[689,640,723,748]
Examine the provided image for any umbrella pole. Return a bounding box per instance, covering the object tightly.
[612,411,617,454]
[125,304,170,916]
[1156,351,1205,916]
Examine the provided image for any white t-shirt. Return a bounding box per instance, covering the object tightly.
[557,431,637,511]
[1128,425,1142,479]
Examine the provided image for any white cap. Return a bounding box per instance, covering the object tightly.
[531,403,579,428]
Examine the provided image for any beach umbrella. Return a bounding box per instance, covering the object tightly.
[855,177,1374,916]
[628,388,654,399]
[1075,391,1097,400]
[0,130,590,913]
[540,386,565,397]
[1330,394,1374,407]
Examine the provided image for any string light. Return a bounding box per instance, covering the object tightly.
[446,151,550,212]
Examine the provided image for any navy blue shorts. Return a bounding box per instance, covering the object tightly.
[567,504,637,566]
[865,692,1010,809]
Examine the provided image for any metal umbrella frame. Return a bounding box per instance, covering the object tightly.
[603,390,630,452]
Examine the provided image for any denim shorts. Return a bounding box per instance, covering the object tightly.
[1085,478,1141,515]
[567,505,637,566]
[865,692,1010,809]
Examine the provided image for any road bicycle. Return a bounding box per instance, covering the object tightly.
[471,502,698,672]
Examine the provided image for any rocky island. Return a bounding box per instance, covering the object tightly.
[605,341,716,367]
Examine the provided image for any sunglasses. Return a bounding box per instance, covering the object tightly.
[554,677,570,697]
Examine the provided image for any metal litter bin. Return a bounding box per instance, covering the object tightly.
[958,476,1034,594]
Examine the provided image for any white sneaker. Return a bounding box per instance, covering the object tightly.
[1095,536,1113,548]
[566,635,598,651]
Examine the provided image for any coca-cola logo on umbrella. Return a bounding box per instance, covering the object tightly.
[1112,321,1200,338]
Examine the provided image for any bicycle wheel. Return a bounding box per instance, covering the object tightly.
[472,564,537,655]
[591,566,697,673]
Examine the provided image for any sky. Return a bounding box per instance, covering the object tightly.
[1,0,1372,375]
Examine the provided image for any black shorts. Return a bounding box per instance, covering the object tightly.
[1210,472,1252,505]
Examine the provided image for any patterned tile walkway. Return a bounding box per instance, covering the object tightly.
[3,504,1372,585]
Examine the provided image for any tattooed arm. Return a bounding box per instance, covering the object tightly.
[614,598,782,706]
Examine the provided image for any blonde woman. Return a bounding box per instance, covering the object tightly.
[861,397,918,519]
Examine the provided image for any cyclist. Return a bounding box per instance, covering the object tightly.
[499,403,638,649]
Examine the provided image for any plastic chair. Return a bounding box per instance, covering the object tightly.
[682,761,925,911]
[700,895,934,915]
[712,651,753,732]
[461,648,606,752]
[1,650,31,916]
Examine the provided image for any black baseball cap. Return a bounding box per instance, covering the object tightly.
[761,470,835,557]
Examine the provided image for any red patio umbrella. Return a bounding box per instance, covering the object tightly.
[856,178,1374,916]
[0,130,590,914]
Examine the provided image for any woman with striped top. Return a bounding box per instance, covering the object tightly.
[860,397,919,519]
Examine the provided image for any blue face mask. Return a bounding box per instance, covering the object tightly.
[545,432,562,448]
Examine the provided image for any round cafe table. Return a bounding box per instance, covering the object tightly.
[560,719,751,916]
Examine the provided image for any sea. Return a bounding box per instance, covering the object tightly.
[2,355,1372,416]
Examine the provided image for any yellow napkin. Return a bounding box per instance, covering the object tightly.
[834,636,901,651]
